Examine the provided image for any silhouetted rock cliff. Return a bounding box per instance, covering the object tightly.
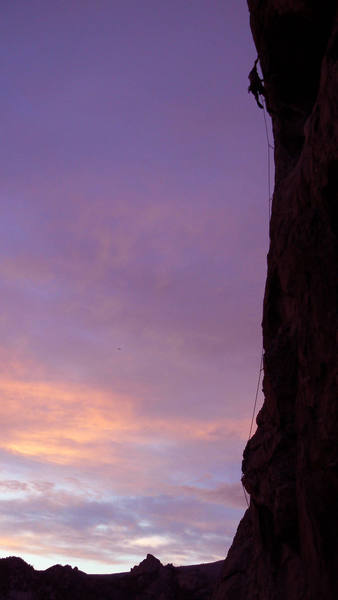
[0,555,222,600]
[214,2,337,599]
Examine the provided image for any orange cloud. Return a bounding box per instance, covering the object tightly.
[0,376,250,468]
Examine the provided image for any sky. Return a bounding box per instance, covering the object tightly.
[0,0,272,574]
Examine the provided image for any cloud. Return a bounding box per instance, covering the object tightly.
[0,482,243,570]
[0,0,266,574]
[0,480,28,492]
[175,482,246,510]
[0,376,250,466]
[0,371,247,571]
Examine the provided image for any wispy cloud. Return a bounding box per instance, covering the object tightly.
[0,0,266,574]
[0,376,249,469]
[0,480,242,571]
[0,372,247,569]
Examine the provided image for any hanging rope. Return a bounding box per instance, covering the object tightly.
[241,351,264,508]
[241,96,274,510]
[249,352,264,440]
[262,101,274,220]
[243,482,250,508]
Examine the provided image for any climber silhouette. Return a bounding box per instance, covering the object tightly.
[248,58,265,109]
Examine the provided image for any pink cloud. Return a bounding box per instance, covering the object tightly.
[0,0,269,574]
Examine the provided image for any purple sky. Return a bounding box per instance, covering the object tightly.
[0,0,272,573]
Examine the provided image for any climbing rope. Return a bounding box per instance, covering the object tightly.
[262,100,274,219]
[248,352,264,440]
[242,352,264,508]
[241,96,274,510]
[243,482,250,508]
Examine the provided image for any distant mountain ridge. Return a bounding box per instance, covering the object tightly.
[0,554,223,600]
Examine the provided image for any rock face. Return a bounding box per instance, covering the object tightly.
[214,2,337,600]
[0,555,222,600]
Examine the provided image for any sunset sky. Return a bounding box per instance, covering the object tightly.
[0,0,272,573]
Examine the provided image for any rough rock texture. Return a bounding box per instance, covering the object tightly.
[0,555,222,600]
[214,2,338,599]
